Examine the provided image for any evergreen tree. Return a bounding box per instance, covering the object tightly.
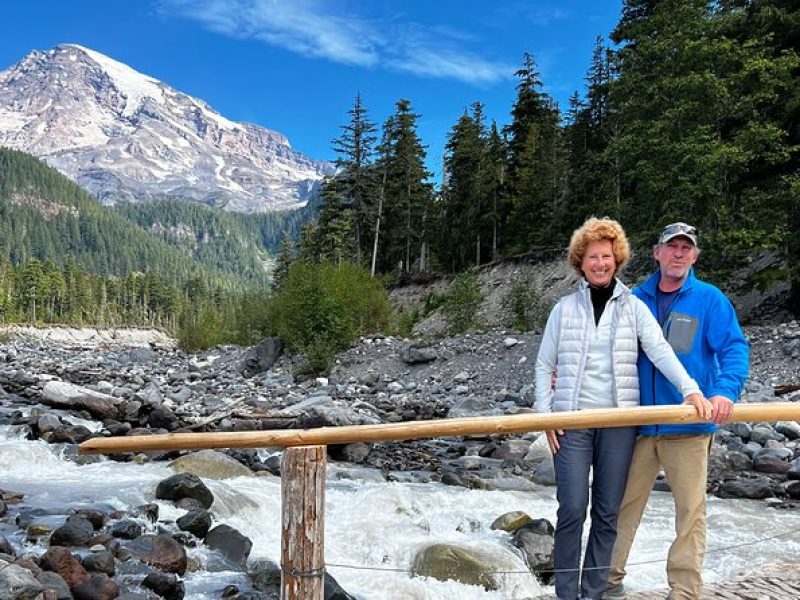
[374,99,434,275]
[440,103,490,271]
[330,93,379,264]
[609,0,799,263]
[504,53,566,250]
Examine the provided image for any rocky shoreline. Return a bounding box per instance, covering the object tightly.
[1,322,800,598]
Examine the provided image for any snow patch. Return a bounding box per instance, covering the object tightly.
[66,44,165,117]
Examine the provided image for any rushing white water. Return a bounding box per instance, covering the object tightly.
[2,425,800,598]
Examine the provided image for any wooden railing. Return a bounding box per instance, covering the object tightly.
[79,402,800,599]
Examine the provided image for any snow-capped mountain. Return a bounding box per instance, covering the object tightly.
[0,44,335,212]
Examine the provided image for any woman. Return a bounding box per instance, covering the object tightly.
[534,218,711,600]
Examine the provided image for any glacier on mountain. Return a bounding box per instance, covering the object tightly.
[0,44,335,212]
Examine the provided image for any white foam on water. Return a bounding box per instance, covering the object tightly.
[3,426,800,597]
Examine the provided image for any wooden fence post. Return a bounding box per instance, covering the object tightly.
[281,445,326,600]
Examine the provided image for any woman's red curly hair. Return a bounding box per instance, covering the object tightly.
[567,217,630,276]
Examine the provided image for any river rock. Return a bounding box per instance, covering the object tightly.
[155,473,214,509]
[786,480,800,499]
[82,549,115,575]
[753,448,792,473]
[750,426,785,444]
[205,524,252,569]
[72,573,118,600]
[41,381,120,421]
[716,476,775,499]
[170,450,252,480]
[328,443,372,463]
[411,543,504,591]
[0,536,13,556]
[50,516,95,547]
[448,397,501,418]
[125,534,188,575]
[37,414,62,434]
[725,422,752,440]
[522,435,551,463]
[248,558,281,595]
[512,524,555,579]
[788,458,800,480]
[490,511,532,532]
[143,572,185,600]
[176,509,212,539]
[241,338,284,376]
[532,456,556,486]
[0,559,44,599]
[147,407,179,430]
[322,572,355,599]
[109,519,143,540]
[399,345,437,364]
[775,421,800,440]
[36,571,72,600]
[40,546,90,589]
[492,440,532,461]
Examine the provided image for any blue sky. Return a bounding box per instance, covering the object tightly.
[1,0,623,181]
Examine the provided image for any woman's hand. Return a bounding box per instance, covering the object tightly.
[683,392,712,420]
[546,429,564,453]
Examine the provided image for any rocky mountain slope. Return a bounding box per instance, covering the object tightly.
[0,44,335,212]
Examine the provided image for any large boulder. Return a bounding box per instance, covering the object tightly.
[40,546,90,589]
[399,345,437,364]
[716,476,775,499]
[49,517,95,547]
[0,559,44,599]
[205,524,252,569]
[155,473,214,509]
[41,381,120,420]
[176,509,212,539]
[125,534,188,575]
[411,543,506,591]
[170,450,252,480]
[241,338,284,376]
[512,521,555,580]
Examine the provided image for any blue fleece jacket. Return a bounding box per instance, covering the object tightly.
[633,268,749,436]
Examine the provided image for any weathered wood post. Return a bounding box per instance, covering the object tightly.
[281,445,326,600]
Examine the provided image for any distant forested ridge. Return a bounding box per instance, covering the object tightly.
[297,0,798,305]
[0,147,256,332]
[112,199,313,284]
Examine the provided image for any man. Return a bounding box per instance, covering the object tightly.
[606,222,750,600]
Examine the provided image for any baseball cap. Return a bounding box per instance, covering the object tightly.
[659,222,697,245]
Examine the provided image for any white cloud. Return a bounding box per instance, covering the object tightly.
[158,0,512,84]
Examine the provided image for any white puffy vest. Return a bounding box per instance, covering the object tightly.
[550,282,640,412]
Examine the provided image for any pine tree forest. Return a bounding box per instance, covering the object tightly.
[296,0,799,294]
[1,0,799,339]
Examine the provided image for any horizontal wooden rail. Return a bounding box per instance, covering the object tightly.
[79,402,800,455]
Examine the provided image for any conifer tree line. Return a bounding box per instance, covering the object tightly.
[290,0,799,297]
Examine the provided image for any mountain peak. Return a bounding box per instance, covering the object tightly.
[58,44,167,119]
[0,44,334,212]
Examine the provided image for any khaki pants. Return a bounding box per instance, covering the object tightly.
[608,434,712,600]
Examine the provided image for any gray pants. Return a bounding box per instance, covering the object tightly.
[553,427,637,600]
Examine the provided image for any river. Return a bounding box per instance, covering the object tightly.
[2,425,800,599]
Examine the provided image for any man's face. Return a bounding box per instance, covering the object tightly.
[653,236,698,283]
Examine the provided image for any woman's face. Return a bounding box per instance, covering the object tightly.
[581,239,616,287]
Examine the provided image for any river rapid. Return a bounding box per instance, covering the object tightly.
[3,425,800,599]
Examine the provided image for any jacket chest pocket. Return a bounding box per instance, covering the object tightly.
[664,312,698,354]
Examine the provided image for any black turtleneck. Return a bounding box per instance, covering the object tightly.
[589,283,614,326]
